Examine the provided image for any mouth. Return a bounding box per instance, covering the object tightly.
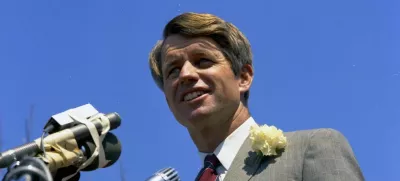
[182,90,208,102]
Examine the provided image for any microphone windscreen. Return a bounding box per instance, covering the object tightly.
[80,132,122,171]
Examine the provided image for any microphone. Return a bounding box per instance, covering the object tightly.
[79,132,121,171]
[145,167,180,181]
[3,134,122,181]
[51,132,122,180]
[0,112,121,169]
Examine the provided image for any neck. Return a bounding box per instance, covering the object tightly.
[189,103,250,153]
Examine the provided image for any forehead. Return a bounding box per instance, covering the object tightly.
[161,35,221,60]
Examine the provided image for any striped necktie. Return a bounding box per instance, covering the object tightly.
[195,154,221,181]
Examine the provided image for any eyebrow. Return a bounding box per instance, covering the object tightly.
[161,48,214,73]
[162,54,182,73]
[191,49,212,57]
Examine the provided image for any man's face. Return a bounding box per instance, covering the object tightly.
[161,34,245,130]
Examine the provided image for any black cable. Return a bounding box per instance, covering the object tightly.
[3,166,48,181]
[2,157,53,181]
[28,157,53,181]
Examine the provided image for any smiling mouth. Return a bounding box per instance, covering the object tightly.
[183,91,206,102]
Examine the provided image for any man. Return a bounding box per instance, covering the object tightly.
[149,12,364,181]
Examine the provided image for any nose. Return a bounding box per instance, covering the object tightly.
[178,61,198,85]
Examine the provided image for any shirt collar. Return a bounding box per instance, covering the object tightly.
[198,117,257,170]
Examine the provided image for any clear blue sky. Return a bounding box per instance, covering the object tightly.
[0,0,399,180]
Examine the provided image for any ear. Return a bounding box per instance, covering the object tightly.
[238,64,254,94]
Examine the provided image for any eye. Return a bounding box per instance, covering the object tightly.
[197,58,213,68]
[167,67,180,78]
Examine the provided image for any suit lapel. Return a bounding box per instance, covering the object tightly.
[223,137,263,181]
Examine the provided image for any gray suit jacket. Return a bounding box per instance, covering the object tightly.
[223,128,364,181]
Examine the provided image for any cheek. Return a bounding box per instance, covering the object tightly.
[213,70,239,90]
[217,77,241,101]
[164,90,175,105]
[222,80,240,96]
[165,91,179,118]
[163,83,176,104]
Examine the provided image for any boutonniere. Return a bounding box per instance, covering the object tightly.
[249,124,287,157]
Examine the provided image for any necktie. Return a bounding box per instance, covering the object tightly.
[195,154,221,181]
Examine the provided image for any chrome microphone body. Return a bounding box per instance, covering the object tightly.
[145,167,180,181]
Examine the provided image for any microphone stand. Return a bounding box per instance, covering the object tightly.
[0,104,122,181]
[2,156,53,181]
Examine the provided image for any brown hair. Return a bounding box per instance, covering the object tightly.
[149,12,253,101]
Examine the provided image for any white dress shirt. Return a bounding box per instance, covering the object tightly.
[198,117,257,181]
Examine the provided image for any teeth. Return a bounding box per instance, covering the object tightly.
[184,91,205,101]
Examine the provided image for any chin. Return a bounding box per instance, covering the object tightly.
[185,107,216,124]
[175,103,221,127]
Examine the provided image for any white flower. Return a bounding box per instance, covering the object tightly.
[249,124,287,156]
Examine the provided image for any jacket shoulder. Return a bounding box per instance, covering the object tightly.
[284,128,364,180]
[283,128,350,153]
[284,128,346,141]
